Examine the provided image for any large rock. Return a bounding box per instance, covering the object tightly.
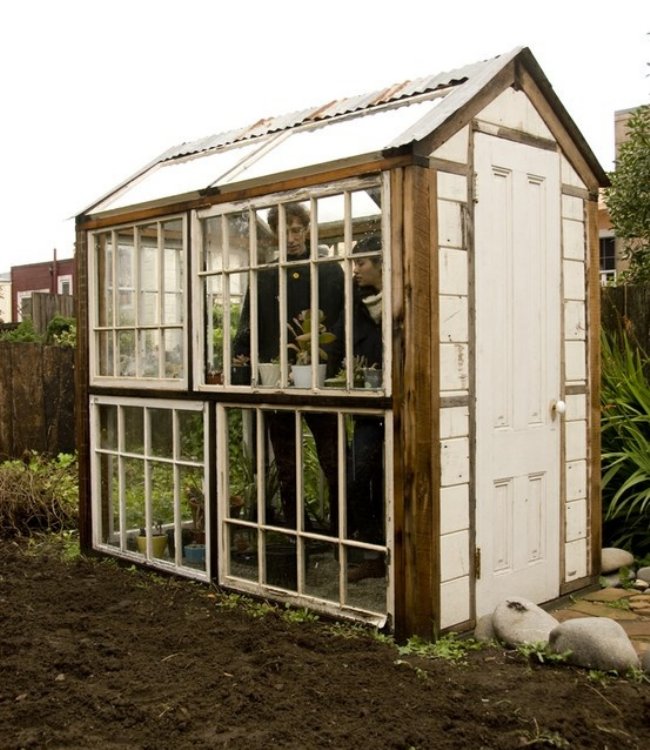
[601,547,635,574]
[491,597,559,647]
[637,566,650,584]
[549,617,640,672]
[473,614,496,642]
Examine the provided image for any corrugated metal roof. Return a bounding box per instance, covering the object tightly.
[80,46,608,217]
[159,56,500,163]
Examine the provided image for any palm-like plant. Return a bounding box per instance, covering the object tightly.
[601,328,650,554]
[287,309,336,365]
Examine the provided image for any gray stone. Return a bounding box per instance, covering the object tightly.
[632,579,649,591]
[642,649,650,674]
[491,597,559,647]
[549,617,640,672]
[474,614,496,642]
[637,566,650,584]
[601,547,635,574]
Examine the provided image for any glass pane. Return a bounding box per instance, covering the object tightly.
[315,193,345,257]
[163,328,183,378]
[97,331,114,376]
[351,188,382,240]
[346,549,387,613]
[99,404,117,450]
[117,231,135,326]
[346,414,385,545]
[178,410,204,462]
[98,453,120,547]
[149,408,173,458]
[303,539,339,600]
[117,331,136,377]
[140,329,160,377]
[123,456,145,533]
[302,412,338,535]
[205,276,224,383]
[228,524,257,582]
[202,216,225,273]
[264,530,296,590]
[150,461,174,529]
[180,466,205,567]
[123,406,144,454]
[96,233,113,327]
[162,219,183,325]
[225,211,250,271]
[227,409,258,521]
[254,206,277,265]
[139,226,158,325]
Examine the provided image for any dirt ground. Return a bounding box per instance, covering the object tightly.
[1,539,648,750]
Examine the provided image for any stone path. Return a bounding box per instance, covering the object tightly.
[550,588,650,662]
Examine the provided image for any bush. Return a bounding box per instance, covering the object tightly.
[601,329,650,555]
[0,452,78,538]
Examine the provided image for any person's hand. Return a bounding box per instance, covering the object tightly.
[232,354,250,366]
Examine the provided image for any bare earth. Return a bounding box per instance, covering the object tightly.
[0,540,648,750]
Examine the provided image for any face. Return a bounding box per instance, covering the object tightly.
[353,257,382,291]
[286,217,308,257]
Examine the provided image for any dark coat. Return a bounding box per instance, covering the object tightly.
[233,252,344,365]
[330,289,382,374]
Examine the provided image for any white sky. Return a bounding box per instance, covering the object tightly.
[0,0,647,271]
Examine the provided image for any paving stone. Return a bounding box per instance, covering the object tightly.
[581,588,633,603]
[567,600,637,620]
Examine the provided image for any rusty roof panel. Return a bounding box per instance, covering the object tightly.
[159,56,500,164]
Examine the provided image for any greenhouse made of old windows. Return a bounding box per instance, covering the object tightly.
[75,46,607,638]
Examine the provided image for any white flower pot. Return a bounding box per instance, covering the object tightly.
[258,363,281,386]
[291,364,326,388]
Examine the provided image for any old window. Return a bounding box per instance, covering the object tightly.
[90,217,186,386]
[90,396,209,578]
[195,177,387,391]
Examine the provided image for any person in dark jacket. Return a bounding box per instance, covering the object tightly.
[233,203,343,531]
[331,233,386,580]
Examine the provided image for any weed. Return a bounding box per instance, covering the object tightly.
[588,669,618,686]
[515,642,572,665]
[519,718,569,748]
[397,632,484,663]
[625,666,650,684]
[605,597,631,611]
[281,604,319,624]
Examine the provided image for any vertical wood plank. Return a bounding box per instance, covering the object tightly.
[75,228,92,551]
[0,343,14,461]
[586,198,601,576]
[393,164,437,639]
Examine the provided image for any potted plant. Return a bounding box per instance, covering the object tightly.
[287,309,336,387]
[257,356,281,387]
[136,520,168,558]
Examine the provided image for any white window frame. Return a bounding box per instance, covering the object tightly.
[89,395,210,581]
[88,215,188,389]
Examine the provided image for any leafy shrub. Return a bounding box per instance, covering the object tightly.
[46,315,76,346]
[0,452,78,538]
[601,329,650,555]
[0,319,41,343]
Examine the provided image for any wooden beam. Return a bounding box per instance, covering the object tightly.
[586,197,602,577]
[392,165,438,639]
[77,155,412,232]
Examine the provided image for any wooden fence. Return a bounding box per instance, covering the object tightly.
[0,342,75,460]
[601,285,650,356]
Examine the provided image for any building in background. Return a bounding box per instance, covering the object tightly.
[599,105,647,283]
[0,272,11,323]
[10,251,74,321]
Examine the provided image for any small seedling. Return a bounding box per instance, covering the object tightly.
[397,633,484,663]
[515,641,571,665]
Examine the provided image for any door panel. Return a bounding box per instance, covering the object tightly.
[474,134,561,616]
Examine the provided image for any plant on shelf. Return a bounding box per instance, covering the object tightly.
[287,309,336,365]
[137,520,168,557]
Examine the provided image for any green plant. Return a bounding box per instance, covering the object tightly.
[0,452,78,538]
[603,104,650,283]
[397,632,484,663]
[46,315,76,346]
[281,604,319,624]
[0,319,42,343]
[515,641,572,665]
[288,309,336,364]
[601,328,650,554]
[519,718,569,748]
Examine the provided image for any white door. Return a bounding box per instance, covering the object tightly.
[474,134,561,617]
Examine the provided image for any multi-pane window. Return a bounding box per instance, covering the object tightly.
[599,235,616,283]
[197,178,387,391]
[220,405,390,620]
[92,218,186,384]
[91,397,208,577]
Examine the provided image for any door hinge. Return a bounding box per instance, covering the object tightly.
[474,547,481,580]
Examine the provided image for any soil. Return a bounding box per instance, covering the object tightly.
[1,539,648,750]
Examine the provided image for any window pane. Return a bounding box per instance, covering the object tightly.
[150,408,173,458]
[96,233,113,327]
[178,411,204,462]
[123,406,144,454]
[99,404,117,450]
[140,330,160,378]
[118,331,136,376]
[163,329,184,379]
[97,331,114,376]
[163,219,183,324]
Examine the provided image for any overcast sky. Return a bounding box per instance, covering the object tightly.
[0,0,647,270]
